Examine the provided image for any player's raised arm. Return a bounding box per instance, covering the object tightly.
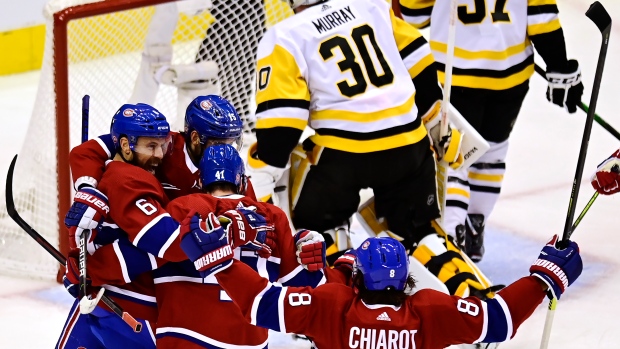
[69,133,116,190]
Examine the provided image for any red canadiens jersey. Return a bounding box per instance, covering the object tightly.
[153,194,326,349]
[69,132,257,200]
[216,262,547,349]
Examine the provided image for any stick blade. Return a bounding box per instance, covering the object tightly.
[586,1,612,33]
[5,155,18,218]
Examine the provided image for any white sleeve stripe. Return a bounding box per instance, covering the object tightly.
[133,213,170,246]
[158,225,180,258]
[475,300,489,343]
[278,265,304,284]
[250,283,273,326]
[74,176,98,191]
[495,295,513,341]
[148,253,158,270]
[95,137,112,158]
[278,286,288,333]
[145,320,156,344]
[256,255,269,279]
[112,240,131,283]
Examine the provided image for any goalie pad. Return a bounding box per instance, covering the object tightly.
[356,196,498,298]
[447,103,490,169]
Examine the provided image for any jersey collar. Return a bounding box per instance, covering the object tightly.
[361,300,401,311]
[183,143,199,174]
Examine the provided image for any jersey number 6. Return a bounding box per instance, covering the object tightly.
[319,24,394,98]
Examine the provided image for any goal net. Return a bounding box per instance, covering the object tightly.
[0,0,292,280]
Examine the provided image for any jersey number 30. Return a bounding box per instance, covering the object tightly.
[320,24,394,98]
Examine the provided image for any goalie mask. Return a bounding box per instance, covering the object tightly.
[185,95,243,151]
[199,144,246,193]
[284,0,327,9]
[110,103,172,157]
[355,237,409,291]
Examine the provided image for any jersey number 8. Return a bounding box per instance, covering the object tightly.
[319,24,394,98]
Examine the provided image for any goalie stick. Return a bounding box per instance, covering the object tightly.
[533,64,620,140]
[5,155,143,333]
[539,3,611,349]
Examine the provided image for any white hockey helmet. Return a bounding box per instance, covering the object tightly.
[284,0,327,9]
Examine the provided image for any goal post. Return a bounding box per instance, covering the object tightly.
[0,0,292,281]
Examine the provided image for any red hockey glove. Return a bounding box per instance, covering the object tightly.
[294,229,327,272]
[65,187,109,254]
[333,248,357,273]
[63,253,90,299]
[219,205,275,258]
[591,149,620,195]
[180,211,234,278]
[530,235,582,300]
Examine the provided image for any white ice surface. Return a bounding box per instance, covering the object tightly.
[2,0,620,347]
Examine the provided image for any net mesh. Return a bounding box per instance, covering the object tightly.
[0,0,292,280]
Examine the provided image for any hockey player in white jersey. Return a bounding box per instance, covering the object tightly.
[246,0,501,299]
[399,0,583,262]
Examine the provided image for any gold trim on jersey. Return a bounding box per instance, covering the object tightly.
[528,0,557,6]
[310,122,427,153]
[528,18,561,36]
[256,44,310,105]
[408,53,435,79]
[256,117,308,131]
[430,40,531,61]
[311,93,416,122]
[438,63,534,90]
[447,187,470,198]
[468,172,504,183]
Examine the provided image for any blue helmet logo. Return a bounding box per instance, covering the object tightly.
[355,237,409,291]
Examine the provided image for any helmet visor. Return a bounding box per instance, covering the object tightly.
[203,134,244,151]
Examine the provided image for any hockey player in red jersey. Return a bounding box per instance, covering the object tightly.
[153,144,326,348]
[69,94,253,201]
[57,103,172,349]
[181,219,583,349]
[591,148,620,195]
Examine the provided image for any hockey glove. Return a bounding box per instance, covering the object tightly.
[530,235,582,300]
[180,211,234,278]
[591,148,620,195]
[246,142,287,203]
[63,253,90,299]
[294,229,327,272]
[218,206,274,258]
[546,59,584,114]
[333,248,357,273]
[427,120,464,169]
[65,187,110,254]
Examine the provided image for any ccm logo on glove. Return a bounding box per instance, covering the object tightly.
[194,244,233,272]
[74,192,110,214]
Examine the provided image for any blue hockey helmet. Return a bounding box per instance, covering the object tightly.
[110,103,171,152]
[185,95,243,149]
[355,237,409,291]
[199,144,245,191]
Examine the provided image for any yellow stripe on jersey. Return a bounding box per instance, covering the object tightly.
[408,53,435,80]
[468,172,504,182]
[447,187,470,198]
[311,93,416,122]
[310,122,427,153]
[527,19,561,36]
[256,117,308,130]
[255,44,310,105]
[390,10,424,53]
[430,40,531,61]
[528,0,557,6]
[399,0,435,10]
[438,63,534,90]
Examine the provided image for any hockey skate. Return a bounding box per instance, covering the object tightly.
[458,214,486,263]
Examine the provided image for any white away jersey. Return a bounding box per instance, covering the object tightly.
[400,0,563,90]
[255,0,437,155]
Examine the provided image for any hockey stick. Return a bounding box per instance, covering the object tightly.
[539,3,611,349]
[534,64,620,140]
[78,95,90,302]
[436,0,458,224]
[5,155,142,333]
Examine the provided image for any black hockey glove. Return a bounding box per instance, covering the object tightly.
[545,59,584,113]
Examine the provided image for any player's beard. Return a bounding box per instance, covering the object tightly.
[134,155,162,175]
